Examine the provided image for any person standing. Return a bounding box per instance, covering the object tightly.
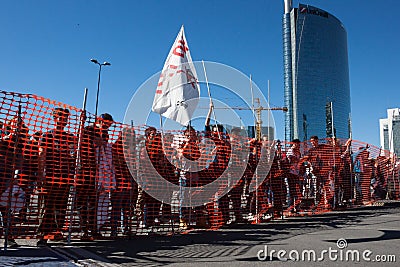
[352,146,370,204]
[286,139,302,209]
[77,112,114,240]
[20,131,42,222]
[305,136,325,204]
[176,125,200,229]
[204,102,231,226]
[0,116,29,248]
[111,129,137,236]
[136,127,164,228]
[226,128,247,224]
[37,108,76,246]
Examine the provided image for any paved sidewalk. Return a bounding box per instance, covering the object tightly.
[0,240,77,266]
[1,204,400,266]
[71,206,400,266]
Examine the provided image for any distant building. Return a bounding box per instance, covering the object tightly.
[380,108,400,157]
[208,124,275,140]
[247,126,274,140]
[283,0,351,141]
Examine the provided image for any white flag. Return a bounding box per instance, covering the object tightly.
[152,25,200,126]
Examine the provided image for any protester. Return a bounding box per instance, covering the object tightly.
[245,138,261,220]
[78,112,114,240]
[37,108,76,246]
[352,145,370,204]
[176,125,200,229]
[338,138,353,205]
[324,137,345,209]
[286,139,302,208]
[96,115,116,234]
[304,136,326,204]
[136,127,163,228]
[20,131,42,221]
[269,140,289,217]
[111,128,137,236]
[225,127,247,224]
[204,102,231,225]
[0,116,29,248]
[246,137,274,221]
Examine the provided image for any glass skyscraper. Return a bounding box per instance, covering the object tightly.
[283,1,351,141]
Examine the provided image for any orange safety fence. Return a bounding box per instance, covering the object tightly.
[0,90,399,242]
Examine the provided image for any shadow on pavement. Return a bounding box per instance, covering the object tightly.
[325,229,400,244]
[66,207,398,265]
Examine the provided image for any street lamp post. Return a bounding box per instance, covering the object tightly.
[91,58,111,117]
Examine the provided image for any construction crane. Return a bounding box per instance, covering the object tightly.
[200,98,287,141]
[253,98,288,141]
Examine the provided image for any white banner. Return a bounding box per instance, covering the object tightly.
[152,25,200,126]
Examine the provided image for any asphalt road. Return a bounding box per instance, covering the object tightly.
[1,205,400,266]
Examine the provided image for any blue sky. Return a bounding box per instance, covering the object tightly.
[1,0,399,147]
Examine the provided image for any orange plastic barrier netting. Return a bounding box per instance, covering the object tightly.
[1,90,400,241]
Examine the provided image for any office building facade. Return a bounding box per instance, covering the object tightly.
[380,108,400,157]
[283,0,351,141]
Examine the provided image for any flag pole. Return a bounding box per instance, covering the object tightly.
[68,87,88,244]
[348,113,354,202]
[250,75,256,131]
[159,113,167,223]
[159,113,166,172]
[250,75,258,224]
[188,120,192,226]
[159,114,164,141]
[202,60,221,139]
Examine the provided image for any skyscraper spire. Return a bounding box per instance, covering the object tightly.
[284,0,292,14]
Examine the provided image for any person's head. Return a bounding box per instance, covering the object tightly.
[276,139,282,150]
[328,137,338,146]
[249,138,259,152]
[145,126,157,139]
[261,135,270,147]
[6,116,28,135]
[116,127,135,152]
[98,113,114,130]
[184,125,197,140]
[52,107,70,130]
[310,135,319,147]
[291,138,301,150]
[145,127,161,147]
[211,124,224,137]
[229,127,241,141]
[122,127,136,144]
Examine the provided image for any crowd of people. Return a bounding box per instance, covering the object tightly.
[1,104,399,248]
